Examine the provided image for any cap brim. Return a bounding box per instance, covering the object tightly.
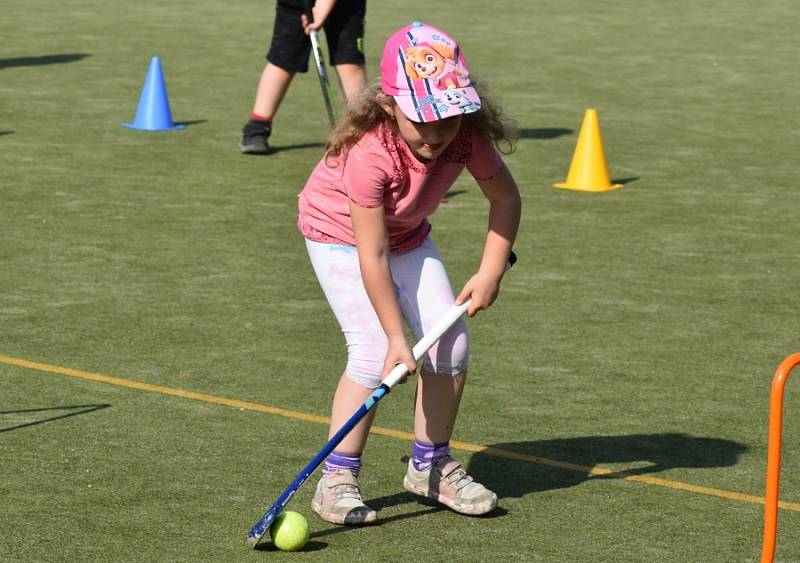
[393,86,481,123]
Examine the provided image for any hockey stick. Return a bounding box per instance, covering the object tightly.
[246,251,517,547]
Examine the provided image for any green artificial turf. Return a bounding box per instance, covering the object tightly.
[1,0,799,561]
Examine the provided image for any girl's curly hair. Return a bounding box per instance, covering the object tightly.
[324,79,518,161]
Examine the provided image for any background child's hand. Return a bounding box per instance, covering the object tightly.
[300,0,335,35]
[456,272,501,317]
[382,338,416,384]
[300,13,322,33]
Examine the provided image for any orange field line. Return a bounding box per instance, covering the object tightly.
[1,353,798,513]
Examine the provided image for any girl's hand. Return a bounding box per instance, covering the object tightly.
[456,272,501,317]
[382,337,416,384]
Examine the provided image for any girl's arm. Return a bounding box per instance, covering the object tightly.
[349,201,417,379]
[456,163,522,316]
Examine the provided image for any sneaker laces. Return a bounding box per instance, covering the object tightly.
[404,454,476,492]
[332,483,363,502]
[442,465,475,492]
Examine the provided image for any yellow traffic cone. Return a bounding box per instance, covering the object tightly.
[554,108,622,192]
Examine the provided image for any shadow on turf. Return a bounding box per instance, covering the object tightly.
[442,189,467,202]
[269,142,326,154]
[467,433,748,499]
[255,540,328,552]
[173,120,207,128]
[519,128,573,140]
[0,404,110,433]
[320,491,509,536]
[371,492,508,519]
[0,53,91,69]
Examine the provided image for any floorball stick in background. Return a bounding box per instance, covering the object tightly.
[246,251,517,547]
[309,29,337,128]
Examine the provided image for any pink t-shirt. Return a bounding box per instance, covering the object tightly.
[297,122,504,253]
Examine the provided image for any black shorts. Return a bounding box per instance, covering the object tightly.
[266,0,366,73]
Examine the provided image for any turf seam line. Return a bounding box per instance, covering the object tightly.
[2,353,798,513]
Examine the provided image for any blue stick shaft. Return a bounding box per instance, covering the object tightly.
[247,384,390,544]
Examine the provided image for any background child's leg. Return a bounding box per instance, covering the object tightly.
[251,63,294,121]
[333,63,366,100]
[325,0,366,101]
[240,63,294,153]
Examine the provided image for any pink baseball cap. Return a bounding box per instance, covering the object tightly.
[380,21,481,123]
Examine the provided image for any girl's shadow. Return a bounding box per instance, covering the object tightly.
[467,433,747,498]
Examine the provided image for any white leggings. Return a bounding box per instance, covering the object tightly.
[305,237,469,389]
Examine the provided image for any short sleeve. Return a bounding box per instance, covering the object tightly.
[341,141,393,208]
[466,130,504,181]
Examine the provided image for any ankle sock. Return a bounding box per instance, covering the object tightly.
[249,113,271,124]
[412,440,449,472]
[323,451,362,477]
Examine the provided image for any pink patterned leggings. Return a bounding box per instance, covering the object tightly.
[305,237,469,388]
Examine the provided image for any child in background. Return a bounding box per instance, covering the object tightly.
[240,0,367,154]
[296,21,521,524]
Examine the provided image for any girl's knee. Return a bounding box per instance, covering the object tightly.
[423,324,469,375]
[344,361,383,389]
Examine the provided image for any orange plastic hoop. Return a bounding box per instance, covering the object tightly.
[761,353,800,563]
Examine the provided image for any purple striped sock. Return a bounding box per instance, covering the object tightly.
[323,451,362,477]
[412,440,450,472]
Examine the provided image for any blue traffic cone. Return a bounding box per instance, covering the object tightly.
[123,56,185,131]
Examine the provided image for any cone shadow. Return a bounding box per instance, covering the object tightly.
[173,120,207,128]
[519,128,573,140]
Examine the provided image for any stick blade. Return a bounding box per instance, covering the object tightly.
[246,507,280,548]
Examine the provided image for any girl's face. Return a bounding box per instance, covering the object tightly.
[384,102,462,161]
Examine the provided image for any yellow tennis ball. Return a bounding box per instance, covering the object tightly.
[269,511,309,552]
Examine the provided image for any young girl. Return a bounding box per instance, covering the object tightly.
[297,21,521,525]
